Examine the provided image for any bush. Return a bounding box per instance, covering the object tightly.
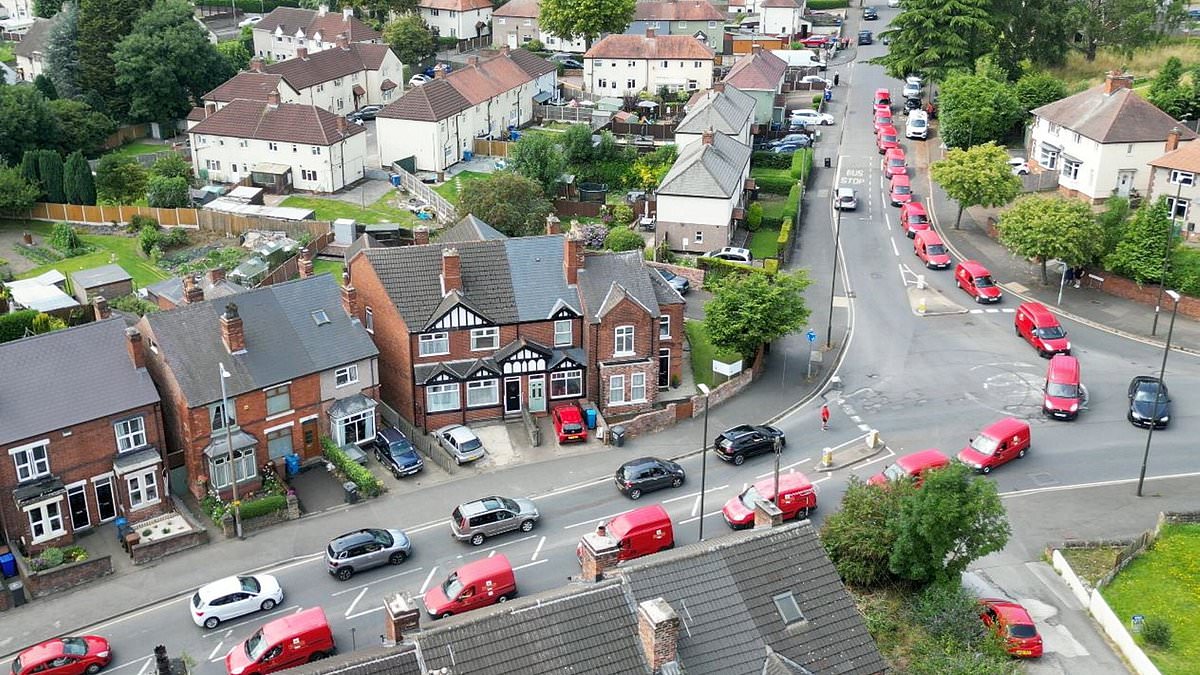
[49,222,88,255]
[790,148,814,181]
[138,224,160,256]
[1168,246,1200,297]
[1142,616,1173,648]
[62,545,88,563]
[0,310,40,344]
[777,217,793,257]
[746,202,763,231]
[322,438,384,497]
[160,227,189,249]
[30,547,65,572]
[605,227,646,252]
[201,493,229,524]
[580,222,608,248]
[612,203,635,225]
[753,173,795,195]
[812,95,823,108]
[524,38,543,51]
[128,214,158,233]
[239,494,287,520]
[751,151,792,169]
[109,294,159,316]
[784,183,802,220]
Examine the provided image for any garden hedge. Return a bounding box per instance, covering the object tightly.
[754,173,796,195]
[239,494,287,519]
[790,148,814,181]
[807,0,850,7]
[322,438,384,497]
[751,151,793,169]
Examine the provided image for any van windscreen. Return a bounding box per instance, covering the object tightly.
[245,628,268,661]
[1036,326,1065,339]
[443,572,464,599]
[927,244,946,255]
[1046,382,1078,398]
[974,275,995,288]
[969,435,1000,455]
[739,485,765,509]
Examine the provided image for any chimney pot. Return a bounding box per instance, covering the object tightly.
[500,45,510,57]
[414,226,430,245]
[93,295,111,321]
[638,598,681,672]
[546,214,562,235]
[250,57,264,73]
[336,33,349,49]
[343,6,353,20]
[207,267,226,285]
[220,303,246,354]
[318,4,329,16]
[646,27,656,39]
[578,527,620,582]
[125,327,146,370]
[337,116,348,134]
[183,274,205,304]
[442,248,463,294]
[383,594,421,645]
[434,65,446,79]
[751,44,762,54]
[296,45,308,60]
[701,128,715,145]
[1167,127,1181,152]
[1103,70,1132,95]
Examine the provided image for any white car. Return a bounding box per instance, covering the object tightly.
[409,74,432,87]
[1009,157,1030,175]
[902,81,921,99]
[887,0,900,5]
[789,109,835,125]
[237,15,262,28]
[703,246,753,263]
[191,575,283,629]
[905,110,929,139]
[800,75,830,87]
[435,424,487,464]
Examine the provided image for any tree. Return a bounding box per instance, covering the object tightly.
[989,0,1070,79]
[34,74,59,100]
[95,154,148,205]
[20,151,42,199]
[34,0,60,17]
[704,269,812,359]
[383,15,436,69]
[458,172,554,237]
[630,144,677,191]
[78,0,153,116]
[47,99,118,157]
[216,40,252,72]
[1105,198,1175,283]
[151,153,192,180]
[63,151,97,205]
[1097,196,1131,261]
[997,195,1104,283]
[937,73,1023,149]
[32,313,68,334]
[113,0,235,125]
[0,86,59,165]
[820,477,915,587]
[510,133,567,196]
[1013,72,1068,117]
[44,1,81,100]
[37,150,66,204]
[888,462,1010,583]
[1067,0,1178,61]
[561,123,597,167]
[1147,57,1188,117]
[0,166,42,213]
[239,25,255,55]
[930,142,1022,229]
[540,0,636,47]
[344,0,419,22]
[874,0,993,82]
[146,175,190,208]
[604,227,645,252]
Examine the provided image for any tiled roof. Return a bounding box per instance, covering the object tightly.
[256,6,381,43]
[437,214,509,242]
[189,98,365,146]
[0,320,160,446]
[187,107,207,122]
[585,33,715,60]
[378,50,553,122]
[377,78,472,122]
[1149,139,1200,171]
[205,72,286,103]
[577,251,674,323]
[635,0,724,21]
[493,0,539,17]
[657,131,752,198]
[1031,83,1198,145]
[419,0,494,11]
[12,14,61,59]
[677,84,755,136]
[142,275,378,406]
[506,46,558,79]
[264,43,392,92]
[145,275,248,307]
[723,49,787,91]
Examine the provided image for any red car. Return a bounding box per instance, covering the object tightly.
[552,403,588,444]
[882,148,907,178]
[798,35,832,47]
[873,112,894,134]
[876,125,899,153]
[11,637,112,675]
[980,598,1043,658]
[889,174,913,206]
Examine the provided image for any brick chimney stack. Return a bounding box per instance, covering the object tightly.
[712,82,725,94]
[637,599,681,673]
[546,214,562,235]
[1167,127,1181,152]
[220,303,246,354]
[442,248,462,294]
[341,272,359,317]
[296,45,309,60]
[298,248,314,278]
[207,267,226,285]
[468,56,479,67]
[578,523,620,582]
[204,102,217,118]
[751,44,762,54]
[433,65,445,79]
[1103,70,1133,95]
[382,594,421,646]
[701,128,714,145]
[336,33,349,49]
[563,229,584,285]
[267,89,281,107]
[125,327,146,370]
[414,226,430,245]
[93,295,111,321]
[250,57,264,73]
[337,115,348,134]
[500,45,510,57]
[183,274,204,304]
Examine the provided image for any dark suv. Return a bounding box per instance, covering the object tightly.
[326,528,412,581]
[713,424,786,465]
[374,427,423,478]
[615,457,686,500]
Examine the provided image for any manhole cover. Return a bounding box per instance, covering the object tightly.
[1029,472,1058,487]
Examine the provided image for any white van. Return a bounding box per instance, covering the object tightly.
[905,110,929,140]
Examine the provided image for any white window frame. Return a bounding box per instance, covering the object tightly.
[1167,196,1189,220]
[470,327,499,351]
[335,364,360,387]
[1063,158,1082,181]
[614,325,635,356]
[554,319,573,346]
[1170,169,1195,186]
[126,468,160,510]
[10,440,50,483]
[427,383,460,412]
[209,448,256,489]
[695,231,704,244]
[114,416,147,452]
[25,498,65,543]
[466,379,499,407]
[1038,144,1059,170]
[266,426,295,460]
[609,374,626,404]
[659,315,671,338]
[364,307,374,333]
[419,332,450,356]
[550,370,582,398]
[631,372,646,402]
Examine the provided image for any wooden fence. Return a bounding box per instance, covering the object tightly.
[554,200,604,218]
[472,138,513,158]
[391,166,457,224]
[255,231,336,288]
[21,202,334,241]
[610,121,677,141]
[534,105,608,128]
[454,35,490,53]
[102,124,152,151]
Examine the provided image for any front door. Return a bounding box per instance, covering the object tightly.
[302,418,320,456]
[67,482,91,531]
[93,476,116,522]
[504,378,522,414]
[658,348,671,388]
[528,375,546,413]
[507,33,518,49]
[1116,169,1135,197]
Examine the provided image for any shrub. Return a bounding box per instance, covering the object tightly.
[110,294,159,316]
[746,202,763,231]
[49,222,88,255]
[0,310,41,344]
[62,545,88,563]
[128,214,158,233]
[31,547,65,571]
[790,148,814,181]
[524,38,543,51]
[777,217,793,257]
[784,183,802,219]
[1142,616,1173,648]
[322,437,384,497]
[139,224,161,255]
[612,203,635,225]
[201,493,229,523]
[605,227,646,252]
[812,95,823,108]
[807,0,849,7]
[580,222,608,248]
[239,494,287,520]
[754,173,795,195]
[160,227,189,249]
[751,151,792,169]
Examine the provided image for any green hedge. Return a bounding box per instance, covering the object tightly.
[239,494,287,519]
[784,183,801,220]
[807,0,850,9]
[790,148,814,181]
[0,310,39,344]
[755,173,796,195]
[322,438,384,498]
[751,151,793,169]
[777,217,794,259]
[697,255,775,279]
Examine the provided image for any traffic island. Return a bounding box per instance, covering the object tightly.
[818,430,887,472]
[906,285,967,317]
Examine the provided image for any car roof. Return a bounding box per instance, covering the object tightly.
[458,496,508,516]
[903,202,927,214]
[890,174,911,186]
[197,575,248,601]
[981,599,1035,623]
[445,425,476,441]
[897,448,949,470]
[836,187,855,196]
[262,607,329,641]
[885,147,906,159]
[1048,354,1079,378]
[721,423,759,437]
[553,403,583,420]
[914,229,942,243]
[378,427,408,443]
[879,124,898,134]
[330,528,382,551]
[622,456,669,470]
[957,259,989,274]
[21,639,68,663]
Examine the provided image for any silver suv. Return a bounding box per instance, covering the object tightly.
[326,528,412,581]
[451,496,540,546]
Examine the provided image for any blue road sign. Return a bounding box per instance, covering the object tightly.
[806,329,817,343]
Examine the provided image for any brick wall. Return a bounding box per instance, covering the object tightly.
[1090,274,1200,321]
[131,529,209,565]
[21,554,114,599]
[350,253,416,427]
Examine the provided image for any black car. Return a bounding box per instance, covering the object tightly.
[374,427,424,478]
[615,457,686,499]
[902,97,922,114]
[863,6,878,19]
[713,424,786,465]
[857,30,874,45]
[657,268,690,295]
[356,104,383,120]
[1127,376,1171,428]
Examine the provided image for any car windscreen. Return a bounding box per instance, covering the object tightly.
[927,244,946,255]
[442,572,464,599]
[893,184,911,194]
[1036,326,1065,339]
[882,134,897,143]
[501,497,520,512]
[388,440,415,458]
[459,438,482,452]
[888,158,905,167]
[239,576,261,593]
[969,435,1000,455]
[1047,382,1078,398]
[245,628,268,661]
[1007,623,1038,639]
[1134,385,1167,403]
[909,213,928,224]
[910,119,927,128]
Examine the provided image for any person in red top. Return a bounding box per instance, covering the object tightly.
[820,404,831,431]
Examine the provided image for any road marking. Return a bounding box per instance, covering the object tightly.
[850,415,862,422]
[201,604,302,638]
[420,566,439,594]
[406,519,451,535]
[691,494,701,516]
[662,484,730,504]
[854,448,896,469]
[465,534,537,555]
[207,642,225,662]
[136,657,154,675]
[531,476,615,500]
[330,567,423,597]
[531,535,546,560]
[513,559,550,572]
[346,605,385,621]
[345,587,369,618]
[812,476,832,484]
[104,657,155,673]
[857,423,871,431]
[679,510,722,525]
[756,458,810,479]
[563,508,638,530]
[890,238,899,256]
[1000,470,1200,498]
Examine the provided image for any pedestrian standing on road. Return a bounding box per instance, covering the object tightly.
[820,404,831,431]
[1065,266,1075,286]
[833,72,840,87]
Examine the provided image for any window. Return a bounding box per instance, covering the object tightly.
[334,78,343,86]
[311,146,322,155]
[687,79,698,90]
[292,144,299,152]
[773,591,805,625]
[1038,144,1058,170]
[614,325,635,355]
[336,409,374,445]
[470,327,499,351]
[427,383,460,412]
[627,60,636,67]
[1063,158,1082,181]
[631,372,646,402]
[524,18,532,25]
[265,384,291,416]
[1074,132,1081,143]
[551,370,582,398]
[430,7,439,14]
[1170,170,1195,186]
[209,401,235,432]
[127,469,160,509]
[649,21,659,28]
[364,307,374,333]
[598,78,608,89]
[239,140,248,148]
[497,17,505,23]
[114,417,147,452]
[467,379,499,407]
[609,374,626,404]
[335,364,360,387]
[554,319,573,346]
[695,231,703,244]
[10,441,50,483]
[26,500,64,542]
[301,169,317,181]
[678,21,687,27]
[627,78,636,89]
[1168,196,1189,220]
[661,60,669,68]
[419,332,450,356]
[266,427,294,459]
[268,142,278,151]
[657,317,671,340]
[708,20,717,27]
[694,60,702,67]
[210,448,256,489]
[205,159,221,171]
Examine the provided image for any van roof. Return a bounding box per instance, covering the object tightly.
[902,202,927,215]
[752,472,812,496]
[1048,354,1079,379]
[979,417,1029,439]
[914,229,943,244]
[885,147,905,160]
[608,503,670,538]
[896,449,949,472]
[263,607,329,640]
[957,259,990,275]
[455,553,513,581]
[1019,301,1057,324]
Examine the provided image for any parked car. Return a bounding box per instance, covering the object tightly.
[703,246,753,263]
[857,30,874,45]
[769,133,811,147]
[867,449,949,486]
[552,403,588,443]
[355,104,383,120]
[902,97,922,114]
[11,637,112,675]
[325,528,412,581]
[834,187,858,210]
[799,35,833,48]
[238,14,263,27]
[549,54,585,69]
[800,75,830,87]
[435,424,486,464]
[1128,375,1170,428]
[873,112,894,133]
[905,110,929,139]
[772,143,806,154]
[889,173,913,206]
[888,0,901,6]
[863,6,879,19]
[408,74,431,87]
[373,427,423,478]
[876,125,900,153]
[450,496,540,546]
[979,599,1043,658]
[615,456,685,499]
[713,424,786,465]
[790,109,835,125]
[423,555,517,618]
[657,267,690,294]
[1008,157,1030,175]
[882,147,908,178]
[901,81,921,99]
[225,607,335,675]
[191,574,284,629]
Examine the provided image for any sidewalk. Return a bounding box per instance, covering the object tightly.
[918,141,1200,354]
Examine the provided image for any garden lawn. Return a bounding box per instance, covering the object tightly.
[748,227,781,260]
[685,319,742,388]
[11,221,170,288]
[312,259,344,281]
[758,195,789,222]
[434,170,490,203]
[1102,523,1200,674]
[280,194,419,225]
[0,41,13,64]
[103,142,170,159]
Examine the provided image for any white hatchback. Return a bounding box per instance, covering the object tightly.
[190,574,284,629]
[789,109,835,126]
[905,111,929,139]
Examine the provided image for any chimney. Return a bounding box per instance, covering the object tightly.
[382,594,421,646]
[296,45,308,60]
[701,128,715,145]
[125,327,146,370]
[250,57,264,73]
[414,226,430,245]
[1103,70,1132,95]
[204,102,217,118]
[267,89,281,107]
[341,272,359,316]
[578,523,621,582]
[336,33,349,49]
[93,295,111,321]
[712,82,725,95]
[318,3,328,16]
[442,248,462,294]
[343,6,353,20]
[183,274,205,304]
[468,55,479,67]
[1167,127,1181,152]
[336,115,348,134]
[298,248,314,278]
[220,303,246,354]
[751,44,762,54]
[646,27,656,39]
[207,267,226,285]
[546,214,562,235]
[754,498,784,529]
[500,45,510,57]
[637,599,680,673]
[563,230,584,285]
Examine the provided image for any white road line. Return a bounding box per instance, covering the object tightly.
[812,476,832,484]
[662,484,730,504]
[857,423,871,431]
[531,476,614,500]
[855,449,896,469]
[420,566,439,594]
[756,458,810,479]
[345,587,369,618]
[489,550,496,557]
[890,238,899,256]
[679,510,723,525]
[136,657,154,675]
[850,415,862,422]
[985,308,1000,313]
[691,494,701,517]
[563,509,635,530]
[465,534,537,555]
[999,470,1200,498]
[104,657,154,673]
[331,567,423,597]
[346,605,385,621]
[207,642,225,662]
[531,536,546,561]
[407,519,450,535]
[513,559,550,572]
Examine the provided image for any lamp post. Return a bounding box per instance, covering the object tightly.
[1152,177,1184,336]
[825,201,842,349]
[697,383,711,542]
[1137,290,1180,497]
[219,362,243,539]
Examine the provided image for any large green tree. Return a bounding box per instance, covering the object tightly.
[540,0,636,47]
[930,142,1022,229]
[20,151,42,199]
[44,1,81,100]
[113,0,235,125]
[997,195,1104,284]
[63,151,97,205]
[150,153,192,180]
[146,175,190,208]
[78,0,152,116]
[937,73,1023,149]
[95,154,148,205]
[383,15,436,70]
[1013,71,1069,117]
[33,74,59,100]
[1067,0,1181,61]
[47,99,117,157]
[1147,57,1189,118]
[510,133,567,196]
[1105,198,1176,283]
[989,0,1071,79]
[0,166,42,213]
[458,172,554,237]
[345,0,419,23]
[704,269,811,359]
[37,150,66,204]
[820,477,915,587]
[34,0,60,17]
[874,0,993,82]
[216,40,253,72]
[0,87,59,165]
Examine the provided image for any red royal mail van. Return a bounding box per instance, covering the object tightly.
[874,87,892,110]
[900,202,929,237]
[868,449,950,486]
[882,147,908,178]
[422,554,518,619]
[913,230,951,269]
[1043,354,1081,420]
[577,504,674,564]
[957,417,1031,473]
[722,473,817,529]
[955,260,1002,303]
[225,607,335,675]
[1014,301,1070,357]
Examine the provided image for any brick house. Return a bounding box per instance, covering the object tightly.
[344,215,684,431]
[0,319,169,553]
[136,274,379,500]
[144,268,248,311]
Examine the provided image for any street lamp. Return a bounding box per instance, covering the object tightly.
[1152,172,1184,336]
[1136,289,1180,497]
[697,383,711,542]
[825,200,842,349]
[219,362,244,539]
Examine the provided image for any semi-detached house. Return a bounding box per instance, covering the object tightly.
[491,0,586,53]
[656,129,753,253]
[722,45,788,125]
[418,0,493,40]
[626,0,726,52]
[251,4,381,62]
[675,82,755,148]
[584,28,715,96]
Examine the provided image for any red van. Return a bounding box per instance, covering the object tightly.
[882,147,908,178]
[868,449,950,486]
[874,87,892,111]
[577,504,674,564]
[889,173,913,206]
[956,418,1031,473]
[722,473,817,529]
[225,607,335,675]
[955,260,1002,303]
[1043,354,1082,420]
[1014,301,1070,357]
[422,554,517,619]
[913,230,951,269]
[900,202,929,237]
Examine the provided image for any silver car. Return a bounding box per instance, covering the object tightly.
[436,424,487,464]
[325,528,412,581]
[451,496,540,546]
[834,187,858,210]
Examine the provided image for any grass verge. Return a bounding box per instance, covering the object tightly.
[7,221,170,288]
[434,170,490,203]
[103,142,170,159]
[748,227,781,260]
[1058,545,1122,588]
[685,318,741,388]
[280,193,419,225]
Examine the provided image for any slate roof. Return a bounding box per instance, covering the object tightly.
[585,33,715,60]
[189,98,365,146]
[419,0,493,10]
[205,72,288,103]
[70,264,131,289]
[723,49,788,91]
[264,43,392,92]
[145,275,248,307]
[378,49,552,122]
[1148,139,1200,171]
[634,0,725,21]
[657,131,752,198]
[677,84,755,136]
[577,251,681,323]
[142,274,378,406]
[12,14,61,59]
[437,214,509,243]
[1031,83,1198,145]
[492,0,539,17]
[0,319,160,446]
[255,6,381,43]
